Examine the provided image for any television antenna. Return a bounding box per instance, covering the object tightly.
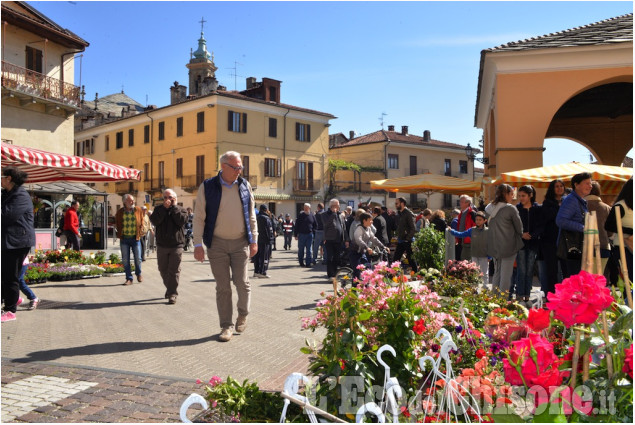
[227,61,244,91]
[378,112,388,129]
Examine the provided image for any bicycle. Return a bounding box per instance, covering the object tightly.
[336,247,390,289]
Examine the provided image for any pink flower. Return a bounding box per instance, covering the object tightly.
[546,271,614,328]
[502,334,562,388]
[209,376,222,387]
[624,344,633,379]
[196,379,202,384]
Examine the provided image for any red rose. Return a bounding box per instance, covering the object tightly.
[503,334,562,387]
[624,344,633,379]
[526,308,551,332]
[475,349,487,359]
[413,318,426,335]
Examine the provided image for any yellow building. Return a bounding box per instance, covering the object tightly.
[329,126,482,211]
[1,1,88,153]
[75,28,335,217]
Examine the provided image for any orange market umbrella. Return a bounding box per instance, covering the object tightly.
[496,162,632,195]
[370,173,482,195]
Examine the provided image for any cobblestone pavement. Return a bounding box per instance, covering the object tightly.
[1,240,329,422]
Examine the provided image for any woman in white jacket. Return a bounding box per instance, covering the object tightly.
[485,184,524,297]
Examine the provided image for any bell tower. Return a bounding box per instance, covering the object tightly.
[186,17,218,96]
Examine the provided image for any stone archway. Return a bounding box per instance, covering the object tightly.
[546,81,633,165]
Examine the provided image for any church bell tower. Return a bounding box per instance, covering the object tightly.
[186,17,218,96]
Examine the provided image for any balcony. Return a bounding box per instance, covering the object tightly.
[115,182,138,196]
[180,175,211,192]
[330,181,385,194]
[293,178,321,194]
[150,178,171,192]
[1,61,81,112]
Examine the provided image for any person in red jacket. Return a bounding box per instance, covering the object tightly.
[456,195,477,261]
[63,200,81,250]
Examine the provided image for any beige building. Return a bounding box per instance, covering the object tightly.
[75,28,335,218]
[1,1,88,153]
[329,126,482,210]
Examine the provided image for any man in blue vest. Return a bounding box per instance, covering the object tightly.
[193,151,258,342]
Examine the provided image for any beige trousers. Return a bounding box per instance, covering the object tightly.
[207,237,250,330]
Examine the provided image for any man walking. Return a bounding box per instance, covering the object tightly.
[150,189,188,304]
[324,199,346,283]
[282,214,294,250]
[63,200,81,250]
[193,151,258,342]
[254,204,274,278]
[294,203,316,267]
[313,203,326,265]
[115,194,145,285]
[393,197,418,272]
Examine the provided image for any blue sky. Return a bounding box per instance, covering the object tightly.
[31,1,633,166]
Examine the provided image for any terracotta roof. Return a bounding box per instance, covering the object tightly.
[486,13,632,52]
[331,129,472,152]
[1,1,89,49]
[217,90,336,119]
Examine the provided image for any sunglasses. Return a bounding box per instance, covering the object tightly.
[223,163,243,171]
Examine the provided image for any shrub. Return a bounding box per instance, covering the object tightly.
[412,226,445,270]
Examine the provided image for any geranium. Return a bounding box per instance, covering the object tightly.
[475,349,487,359]
[546,271,614,328]
[502,333,563,388]
[624,344,633,379]
[526,308,551,332]
[413,318,426,335]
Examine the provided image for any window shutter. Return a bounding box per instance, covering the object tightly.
[307,124,311,141]
[295,123,300,140]
[242,113,247,133]
[264,159,269,176]
[228,111,233,131]
[277,158,281,177]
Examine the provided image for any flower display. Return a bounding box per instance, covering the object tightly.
[624,344,633,379]
[546,270,614,328]
[526,307,551,332]
[502,333,563,388]
[444,259,483,285]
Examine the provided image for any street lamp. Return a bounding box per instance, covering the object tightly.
[465,142,488,181]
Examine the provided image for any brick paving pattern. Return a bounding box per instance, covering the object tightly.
[2,242,328,422]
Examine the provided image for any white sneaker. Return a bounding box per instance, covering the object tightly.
[260,274,271,278]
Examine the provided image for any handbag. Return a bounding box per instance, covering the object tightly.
[557,229,583,260]
[55,228,63,237]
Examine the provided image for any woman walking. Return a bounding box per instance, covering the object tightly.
[538,179,565,297]
[515,185,542,307]
[2,167,36,322]
[485,184,523,297]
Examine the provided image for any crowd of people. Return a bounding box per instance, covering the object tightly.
[2,157,633,339]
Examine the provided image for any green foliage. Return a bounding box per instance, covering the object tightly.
[412,226,445,270]
[108,253,122,264]
[327,159,361,173]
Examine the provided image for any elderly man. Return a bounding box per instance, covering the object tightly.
[457,195,477,261]
[393,197,418,273]
[323,199,346,283]
[294,203,317,267]
[193,151,258,342]
[115,194,145,285]
[150,189,188,304]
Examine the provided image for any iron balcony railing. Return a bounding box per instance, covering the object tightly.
[293,178,321,192]
[1,60,81,107]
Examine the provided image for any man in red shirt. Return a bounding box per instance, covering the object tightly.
[63,200,81,250]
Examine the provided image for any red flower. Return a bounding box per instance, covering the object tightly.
[623,344,633,379]
[546,271,614,328]
[475,349,487,359]
[526,308,551,332]
[400,406,411,418]
[502,334,563,387]
[413,318,426,335]
[339,359,346,370]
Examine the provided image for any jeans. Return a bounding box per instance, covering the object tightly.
[19,264,37,300]
[284,233,293,249]
[515,248,538,298]
[1,247,30,313]
[313,230,325,263]
[120,237,142,281]
[297,233,313,265]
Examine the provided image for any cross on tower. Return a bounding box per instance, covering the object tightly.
[199,17,206,33]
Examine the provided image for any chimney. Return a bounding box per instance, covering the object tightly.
[387,125,395,132]
[170,81,187,105]
[423,130,431,142]
[401,125,408,135]
[349,130,355,140]
[246,77,257,89]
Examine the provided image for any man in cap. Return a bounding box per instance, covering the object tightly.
[254,204,275,278]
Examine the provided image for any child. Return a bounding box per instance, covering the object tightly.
[449,211,489,283]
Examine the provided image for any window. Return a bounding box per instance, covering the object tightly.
[388,192,396,199]
[144,125,150,143]
[269,86,277,102]
[444,159,451,176]
[242,156,249,178]
[176,117,183,137]
[25,46,42,73]
[128,129,134,146]
[268,117,277,138]
[176,158,183,178]
[295,161,314,189]
[228,111,247,133]
[158,161,165,187]
[443,194,453,208]
[105,135,110,151]
[143,163,149,181]
[295,123,311,142]
[459,160,468,174]
[264,158,281,177]
[388,154,399,169]
[116,132,123,149]
[196,155,205,186]
[197,111,205,133]
[158,121,165,140]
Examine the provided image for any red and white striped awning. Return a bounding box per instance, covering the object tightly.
[1,141,140,183]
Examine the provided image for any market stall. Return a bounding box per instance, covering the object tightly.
[370,173,482,195]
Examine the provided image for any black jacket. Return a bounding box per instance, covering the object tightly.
[1,185,35,250]
[150,204,189,248]
[323,209,345,242]
[294,211,316,236]
[257,212,275,245]
[516,202,543,251]
[373,215,389,245]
